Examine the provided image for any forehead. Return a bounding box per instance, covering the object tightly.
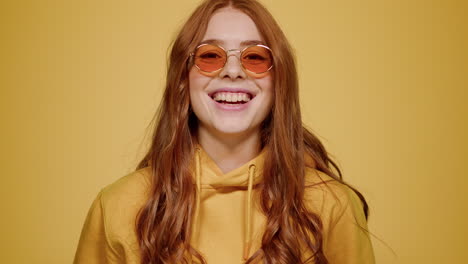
[202,8,263,48]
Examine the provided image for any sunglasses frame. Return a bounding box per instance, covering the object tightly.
[190,43,274,75]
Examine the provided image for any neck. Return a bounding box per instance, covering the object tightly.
[197,125,261,174]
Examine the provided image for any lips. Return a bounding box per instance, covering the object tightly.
[212,92,251,104]
[208,88,255,105]
[205,89,255,111]
[208,87,255,99]
[210,94,253,111]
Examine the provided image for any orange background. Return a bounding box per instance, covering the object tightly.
[1,0,467,263]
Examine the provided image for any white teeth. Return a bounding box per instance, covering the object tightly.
[212,92,252,103]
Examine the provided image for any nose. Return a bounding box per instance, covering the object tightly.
[219,52,247,80]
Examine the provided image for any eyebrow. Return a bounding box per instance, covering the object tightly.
[198,39,265,47]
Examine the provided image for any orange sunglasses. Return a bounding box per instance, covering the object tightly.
[190,43,273,76]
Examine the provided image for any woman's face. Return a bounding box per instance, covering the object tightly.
[189,8,273,137]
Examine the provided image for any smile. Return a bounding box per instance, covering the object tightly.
[211,92,253,104]
[207,91,256,111]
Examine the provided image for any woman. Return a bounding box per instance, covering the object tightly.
[74,0,375,263]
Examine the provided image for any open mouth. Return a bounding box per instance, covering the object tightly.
[209,92,255,105]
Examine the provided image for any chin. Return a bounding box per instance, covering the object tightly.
[211,122,255,135]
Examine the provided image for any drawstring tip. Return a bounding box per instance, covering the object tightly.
[243,241,251,260]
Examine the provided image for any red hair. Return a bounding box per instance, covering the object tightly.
[135,0,369,263]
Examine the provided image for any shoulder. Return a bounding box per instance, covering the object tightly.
[77,167,152,260]
[303,168,375,262]
[99,166,152,218]
[303,167,366,229]
[303,167,360,205]
[100,166,152,204]
[97,167,152,248]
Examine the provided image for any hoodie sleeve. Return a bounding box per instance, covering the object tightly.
[73,189,122,264]
[323,183,376,264]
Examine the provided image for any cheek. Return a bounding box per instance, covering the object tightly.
[259,76,274,116]
[189,67,211,94]
[257,73,273,89]
[188,68,213,115]
[256,75,274,101]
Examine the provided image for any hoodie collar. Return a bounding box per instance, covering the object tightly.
[193,143,268,189]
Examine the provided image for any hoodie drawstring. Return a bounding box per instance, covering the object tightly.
[243,164,256,261]
[193,147,257,262]
[192,148,202,244]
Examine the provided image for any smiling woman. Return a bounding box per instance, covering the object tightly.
[73,0,375,263]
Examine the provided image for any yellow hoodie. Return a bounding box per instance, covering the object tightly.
[74,146,375,264]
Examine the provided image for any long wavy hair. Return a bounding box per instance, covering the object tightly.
[135,0,369,263]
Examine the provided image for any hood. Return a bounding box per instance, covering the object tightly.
[192,143,268,188]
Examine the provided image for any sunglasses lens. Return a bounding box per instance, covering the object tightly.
[241,46,273,74]
[194,44,226,72]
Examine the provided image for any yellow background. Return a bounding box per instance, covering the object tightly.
[1,0,466,263]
